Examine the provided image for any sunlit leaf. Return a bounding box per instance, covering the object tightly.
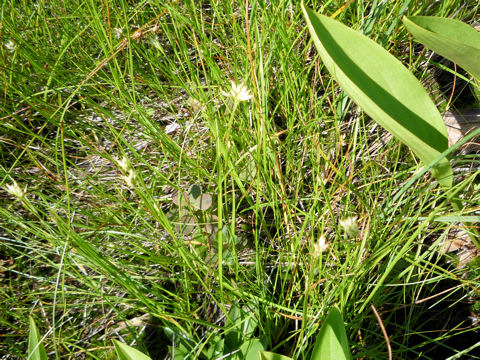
[238,338,266,360]
[173,186,213,211]
[403,16,480,79]
[206,335,225,359]
[172,190,189,208]
[27,317,48,360]
[191,193,213,211]
[259,351,293,360]
[311,307,351,360]
[301,4,452,187]
[189,184,202,200]
[225,305,259,352]
[163,326,196,360]
[113,340,151,360]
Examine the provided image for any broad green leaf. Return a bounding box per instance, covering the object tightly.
[164,326,196,360]
[241,313,258,340]
[301,4,452,187]
[225,305,259,352]
[311,307,351,360]
[225,305,243,351]
[27,317,48,360]
[206,334,225,359]
[191,193,213,210]
[113,340,151,360]
[173,186,213,211]
[403,16,480,79]
[238,338,265,360]
[189,185,213,210]
[172,190,189,209]
[189,184,202,200]
[238,152,257,183]
[259,351,293,360]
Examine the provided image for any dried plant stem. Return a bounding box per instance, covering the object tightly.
[371,304,392,360]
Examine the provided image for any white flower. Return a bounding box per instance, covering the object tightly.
[123,169,136,187]
[116,156,129,173]
[5,180,26,200]
[5,40,16,52]
[313,235,328,256]
[222,81,253,102]
[339,216,359,239]
[113,28,123,39]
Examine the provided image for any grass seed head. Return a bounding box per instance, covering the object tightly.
[5,180,26,200]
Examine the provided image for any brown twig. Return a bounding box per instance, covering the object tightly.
[445,63,457,110]
[371,303,392,360]
[414,284,463,305]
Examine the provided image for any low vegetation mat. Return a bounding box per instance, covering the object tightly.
[1,1,479,359]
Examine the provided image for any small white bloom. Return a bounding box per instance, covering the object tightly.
[5,40,16,52]
[222,81,253,102]
[5,180,26,200]
[313,235,328,256]
[116,156,129,173]
[123,169,136,187]
[113,28,123,39]
[339,216,359,239]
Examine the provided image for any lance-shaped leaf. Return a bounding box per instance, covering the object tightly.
[403,16,480,80]
[27,317,48,360]
[114,340,152,360]
[311,307,351,360]
[260,352,293,360]
[301,4,452,187]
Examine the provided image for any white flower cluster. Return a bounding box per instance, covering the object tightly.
[116,156,136,187]
[5,40,16,53]
[113,28,123,39]
[339,216,359,239]
[222,81,253,102]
